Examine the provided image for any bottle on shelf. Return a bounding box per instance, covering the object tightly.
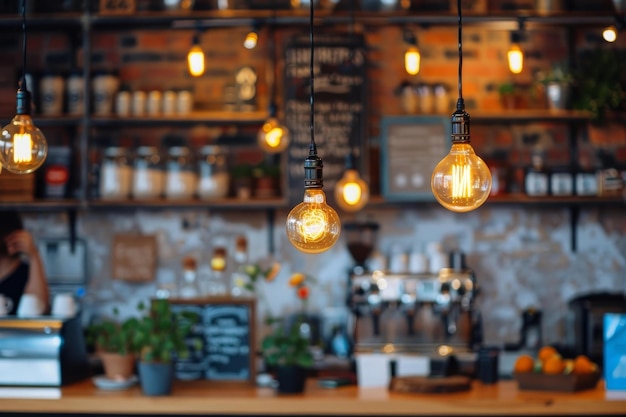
[179,256,200,299]
[207,246,228,296]
[524,153,550,197]
[230,235,251,297]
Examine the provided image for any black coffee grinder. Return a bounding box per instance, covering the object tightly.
[344,221,379,275]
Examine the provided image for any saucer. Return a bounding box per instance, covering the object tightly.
[92,375,138,391]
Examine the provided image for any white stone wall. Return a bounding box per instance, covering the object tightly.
[24,205,626,349]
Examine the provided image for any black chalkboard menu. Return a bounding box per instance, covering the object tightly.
[170,297,256,384]
[284,33,367,205]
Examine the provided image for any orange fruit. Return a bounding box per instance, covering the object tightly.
[514,354,535,373]
[538,346,558,363]
[573,355,595,375]
[542,355,566,374]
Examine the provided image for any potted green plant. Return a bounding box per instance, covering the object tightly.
[537,62,574,110]
[86,307,141,381]
[573,48,624,123]
[261,272,315,394]
[134,299,199,396]
[252,161,281,199]
[231,163,253,199]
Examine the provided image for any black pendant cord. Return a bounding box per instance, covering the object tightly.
[19,0,27,92]
[308,0,316,154]
[268,25,277,117]
[346,0,356,170]
[457,0,463,103]
[451,0,470,144]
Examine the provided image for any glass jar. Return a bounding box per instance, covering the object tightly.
[132,146,164,200]
[99,147,132,200]
[197,145,230,200]
[165,146,198,199]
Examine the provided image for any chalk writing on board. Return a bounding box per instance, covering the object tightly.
[204,304,252,381]
[284,34,367,205]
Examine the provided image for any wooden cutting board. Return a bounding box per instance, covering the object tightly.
[390,376,472,393]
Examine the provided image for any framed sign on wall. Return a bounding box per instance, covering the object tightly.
[380,115,451,201]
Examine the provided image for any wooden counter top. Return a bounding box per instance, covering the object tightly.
[0,379,625,416]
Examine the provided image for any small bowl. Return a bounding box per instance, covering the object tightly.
[513,371,601,392]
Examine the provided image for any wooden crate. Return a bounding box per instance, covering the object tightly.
[0,170,35,202]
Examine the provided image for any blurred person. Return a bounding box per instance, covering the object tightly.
[0,210,49,315]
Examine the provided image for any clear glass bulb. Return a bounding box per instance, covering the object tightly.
[507,44,524,74]
[334,169,369,212]
[405,46,420,75]
[286,188,341,254]
[187,45,205,77]
[244,31,258,49]
[0,114,48,174]
[603,26,617,43]
[431,142,492,212]
[257,117,290,153]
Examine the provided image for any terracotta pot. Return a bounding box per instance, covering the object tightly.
[99,352,136,380]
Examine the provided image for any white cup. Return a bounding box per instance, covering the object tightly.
[40,74,65,115]
[132,91,146,116]
[147,90,162,116]
[51,293,76,318]
[17,294,44,318]
[92,73,119,115]
[115,91,131,117]
[0,294,13,317]
[355,353,392,388]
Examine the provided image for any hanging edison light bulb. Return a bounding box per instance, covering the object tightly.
[286,0,340,254]
[0,0,47,174]
[507,31,524,74]
[431,0,491,212]
[258,25,289,153]
[603,25,618,42]
[403,29,420,75]
[335,155,369,212]
[243,28,259,49]
[187,33,205,77]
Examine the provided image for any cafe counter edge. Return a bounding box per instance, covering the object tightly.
[0,379,625,416]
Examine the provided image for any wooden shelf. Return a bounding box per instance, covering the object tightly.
[0,199,83,211]
[90,111,268,127]
[471,109,592,122]
[366,194,625,207]
[86,197,287,210]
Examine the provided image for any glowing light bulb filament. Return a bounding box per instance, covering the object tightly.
[405,47,420,75]
[265,126,282,148]
[452,164,472,199]
[188,47,205,77]
[298,207,328,243]
[507,44,523,74]
[342,182,362,206]
[14,132,32,163]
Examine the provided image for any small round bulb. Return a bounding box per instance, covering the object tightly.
[244,31,258,49]
[0,114,48,174]
[187,45,205,77]
[603,26,617,43]
[257,117,290,153]
[405,46,420,75]
[335,169,369,212]
[507,43,523,74]
[431,142,491,212]
[286,188,341,254]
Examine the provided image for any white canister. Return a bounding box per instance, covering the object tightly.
[429,251,449,274]
[176,90,193,114]
[408,251,429,274]
[115,91,131,117]
[40,73,65,115]
[147,90,162,116]
[162,90,176,115]
[388,244,408,274]
[66,71,84,115]
[92,72,119,115]
[132,91,146,116]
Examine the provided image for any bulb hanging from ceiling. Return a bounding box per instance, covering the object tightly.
[603,25,617,42]
[507,22,525,74]
[431,0,491,212]
[403,29,420,75]
[335,157,369,212]
[285,0,340,254]
[0,0,47,174]
[243,25,259,49]
[258,24,290,153]
[187,32,205,77]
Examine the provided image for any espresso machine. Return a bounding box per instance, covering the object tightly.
[345,230,481,355]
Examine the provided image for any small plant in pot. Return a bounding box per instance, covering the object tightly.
[86,307,141,381]
[261,272,315,394]
[134,299,199,396]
